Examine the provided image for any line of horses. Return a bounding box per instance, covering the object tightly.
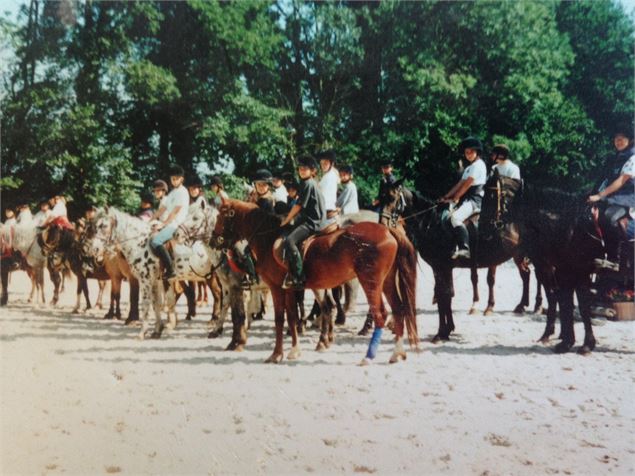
[2,176,631,364]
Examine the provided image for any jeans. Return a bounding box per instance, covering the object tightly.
[150,225,177,249]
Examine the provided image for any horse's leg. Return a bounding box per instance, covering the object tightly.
[125,277,140,325]
[358,276,388,366]
[208,275,228,338]
[432,265,454,343]
[554,285,575,353]
[38,266,46,305]
[210,275,222,321]
[137,282,153,339]
[265,287,285,363]
[95,280,106,310]
[576,282,596,355]
[150,280,164,338]
[343,279,358,314]
[484,265,496,315]
[81,272,92,312]
[285,289,301,360]
[535,265,557,343]
[165,285,178,331]
[105,277,121,320]
[306,298,320,323]
[0,260,9,306]
[295,289,306,335]
[468,266,479,314]
[314,290,330,351]
[226,283,247,351]
[72,272,82,314]
[382,273,406,364]
[512,256,530,314]
[48,266,61,306]
[333,285,346,325]
[533,275,544,314]
[184,281,196,320]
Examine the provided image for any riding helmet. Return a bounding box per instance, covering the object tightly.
[253,168,273,183]
[380,159,393,168]
[613,123,634,141]
[316,149,336,163]
[459,137,483,153]
[297,155,318,170]
[168,164,185,178]
[153,179,168,192]
[186,175,204,188]
[209,175,223,187]
[491,144,510,158]
[339,164,354,175]
[140,191,155,204]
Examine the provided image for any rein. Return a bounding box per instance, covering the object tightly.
[401,203,439,221]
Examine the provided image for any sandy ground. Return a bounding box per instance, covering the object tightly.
[1,260,634,476]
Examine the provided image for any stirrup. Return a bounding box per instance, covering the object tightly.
[240,275,254,290]
[593,258,619,272]
[452,249,471,260]
[282,273,304,290]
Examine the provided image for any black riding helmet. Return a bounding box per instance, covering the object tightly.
[253,168,273,183]
[186,175,204,188]
[491,144,510,159]
[140,191,155,204]
[316,149,336,163]
[380,159,393,168]
[613,123,634,141]
[339,164,354,175]
[209,175,223,188]
[459,137,483,154]
[168,164,185,178]
[296,155,318,170]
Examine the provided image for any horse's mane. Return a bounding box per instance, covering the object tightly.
[228,199,282,238]
[104,207,152,236]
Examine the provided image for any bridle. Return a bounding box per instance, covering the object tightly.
[211,207,236,250]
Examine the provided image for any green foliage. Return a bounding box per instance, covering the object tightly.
[1,0,633,215]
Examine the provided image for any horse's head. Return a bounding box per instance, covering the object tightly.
[380,179,407,227]
[174,201,218,245]
[211,201,236,249]
[86,207,116,264]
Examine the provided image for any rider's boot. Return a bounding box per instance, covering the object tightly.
[240,250,259,289]
[153,244,175,280]
[283,249,305,290]
[451,224,471,260]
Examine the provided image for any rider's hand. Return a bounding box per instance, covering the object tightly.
[587,194,602,204]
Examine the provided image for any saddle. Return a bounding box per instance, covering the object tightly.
[272,223,341,271]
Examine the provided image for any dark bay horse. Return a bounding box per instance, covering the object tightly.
[212,198,419,364]
[512,187,604,354]
[382,181,551,344]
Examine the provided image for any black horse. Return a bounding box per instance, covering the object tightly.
[382,177,553,344]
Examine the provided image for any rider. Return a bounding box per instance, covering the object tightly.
[43,193,72,229]
[33,198,51,227]
[489,144,521,180]
[440,137,488,260]
[372,160,397,214]
[280,155,326,289]
[152,179,169,212]
[588,125,635,268]
[85,204,97,221]
[271,170,289,205]
[317,149,339,223]
[335,164,359,215]
[187,175,208,211]
[137,191,155,222]
[150,164,190,279]
[209,176,229,208]
[238,169,276,288]
[1,204,16,259]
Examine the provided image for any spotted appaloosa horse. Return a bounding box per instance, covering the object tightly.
[212,198,419,365]
[89,207,165,338]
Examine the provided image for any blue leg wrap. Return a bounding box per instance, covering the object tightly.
[365,327,383,360]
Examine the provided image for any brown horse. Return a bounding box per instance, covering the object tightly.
[212,198,419,365]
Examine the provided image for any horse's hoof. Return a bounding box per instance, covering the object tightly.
[389,352,407,364]
[103,313,114,320]
[554,341,574,354]
[252,312,263,321]
[208,327,224,339]
[335,313,346,326]
[264,353,283,364]
[166,322,176,331]
[315,341,327,352]
[124,317,138,326]
[577,345,593,355]
[537,336,550,345]
[225,340,243,351]
[431,335,442,344]
[358,357,372,366]
[71,307,80,315]
[115,314,122,321]
[468,307,478,315]
[513,305,525,315]
[483,308,494,316]
[185,315,193,321]
[287,347,301,360]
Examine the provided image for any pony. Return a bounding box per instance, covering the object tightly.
[212,198,419,365]
[12,208,49,305]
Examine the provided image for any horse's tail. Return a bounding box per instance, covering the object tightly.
[388,226,419,348]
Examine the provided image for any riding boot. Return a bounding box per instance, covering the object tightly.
[152,244,175,279]
[451,224,471,260]
[240,250,259,289]
[283,249,305,290]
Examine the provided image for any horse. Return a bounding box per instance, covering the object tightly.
[381,178,551,344]
[39,219,109,314]
[511,187,605,354]
[211,197,419,365]
[12,208,49,305]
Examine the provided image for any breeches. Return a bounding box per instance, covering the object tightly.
[283,223,314,256]
[150,225,177,249]
[449,200,478,228]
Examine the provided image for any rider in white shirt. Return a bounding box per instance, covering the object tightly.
[490,144,521,180]
[440,137,487,260]
[33,198,51,227]
[317,149,339,222]
[150,165,190,278]
[335,165,359,215]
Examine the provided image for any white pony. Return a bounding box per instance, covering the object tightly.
[13,208,48,304]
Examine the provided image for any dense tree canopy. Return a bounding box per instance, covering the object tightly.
[1,0,633,216]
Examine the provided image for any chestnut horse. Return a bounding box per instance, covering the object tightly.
[212,198,419,365]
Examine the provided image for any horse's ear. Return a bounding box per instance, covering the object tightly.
[201,201,206,210]
[220,194,228,206]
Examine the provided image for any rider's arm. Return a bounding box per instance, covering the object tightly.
[450,176,474,202]
[153,205,166,221]
[588,174,632,202]
[163,206,182,226]
[281,204,302,227]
